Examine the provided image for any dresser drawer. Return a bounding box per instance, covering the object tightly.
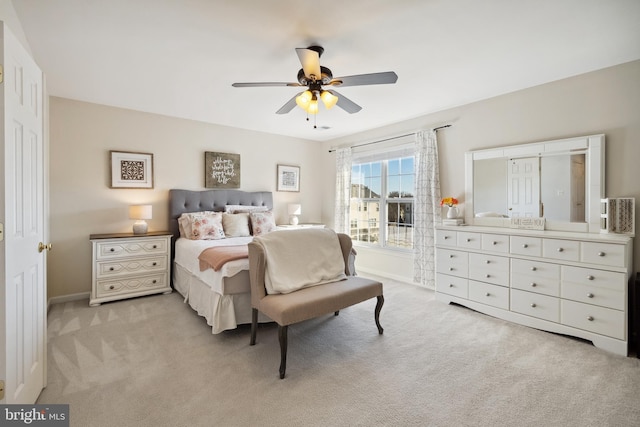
[561,266,626,292]
[511,289,560,322]
[542,238,579,262]
[436,249,468,278]
[469,280,509,310]
[511,258,560,280]
[580,242,626,268]
[436,229,457,247]
[436,274,468,299]
[96,256,168,279]
[561,282,625,311]
[481,233,509,253]
[469,253,509,286]
[457,232,482,250]
[96,273,168,298]
[96,238,169,260]
[510,236,542,257]
[511,273,560,297]
[561,300,625,340]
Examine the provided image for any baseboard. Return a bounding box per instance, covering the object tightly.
[355,266,427,288]
[47,292,90,311]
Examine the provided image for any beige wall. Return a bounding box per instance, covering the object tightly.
[49,98,322,299]
[321,60,640,282]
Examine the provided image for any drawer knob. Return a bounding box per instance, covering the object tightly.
[109,267,114,271]
[492,241,497,245]
[152,262,157,266]
[152,280,157,284]
[110,248,115,252]
[530,303,537,308]
[485,274,491,278]
[522,244,528,248]
[485,260,490,264]
[587,316,594,322]
[485,292,491,297]
[153,245,158,249]
[444,236,449,240]
[597,252,605,257]
[466,238,471,242]
[449,284,454,288]
[587,293,594,298]
[449,267,454,271]
[109,285,115,290]
[557,247,564,252]
[530,266,537,271]
[449,254,454,258]
[530,283,537,287]
[587,275,594,281]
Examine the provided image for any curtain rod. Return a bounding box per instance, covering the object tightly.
[328,124,451,153]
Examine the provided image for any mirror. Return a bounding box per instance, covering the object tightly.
[465,134,604,232]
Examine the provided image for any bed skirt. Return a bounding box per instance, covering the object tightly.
[173,263,271,333]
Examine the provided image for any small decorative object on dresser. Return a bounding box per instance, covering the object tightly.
[90,231,172,306]
[288,204,301,225]
[441,197,459,219]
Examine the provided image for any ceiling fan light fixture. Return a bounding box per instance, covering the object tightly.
[320,90,338,109]
[295,90,313,110]
[307,98,319,115]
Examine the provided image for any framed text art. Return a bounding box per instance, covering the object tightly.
[110,151,154,189]
[205,151,241,188]
[277,164,300,192]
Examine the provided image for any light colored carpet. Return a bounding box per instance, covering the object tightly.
[39,279,640,427]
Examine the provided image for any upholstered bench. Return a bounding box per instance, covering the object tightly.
[248,229,384,379]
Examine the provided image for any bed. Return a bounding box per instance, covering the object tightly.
[169,189,274,333]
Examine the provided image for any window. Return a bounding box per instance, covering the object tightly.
[350,154,415,249]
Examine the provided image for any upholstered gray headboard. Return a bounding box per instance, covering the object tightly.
[168,189,273,241]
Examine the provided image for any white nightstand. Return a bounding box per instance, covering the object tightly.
[276,224,326,230]
[90,231,172,306]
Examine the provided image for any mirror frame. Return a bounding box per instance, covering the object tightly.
[464,134,605,233]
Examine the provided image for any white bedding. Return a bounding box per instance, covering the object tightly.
[173,236,270,333]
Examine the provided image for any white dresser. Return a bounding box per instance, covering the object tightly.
[435,225,633,356]
[90,232,172,306]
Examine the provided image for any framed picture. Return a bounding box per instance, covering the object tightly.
[277,164,300,192]
[205,151,241,188]
[110,151,154,189]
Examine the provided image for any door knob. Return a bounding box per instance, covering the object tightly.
[38,242,52,253]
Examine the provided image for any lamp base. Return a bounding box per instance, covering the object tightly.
[133,221,148,234]
[289,215,299,226]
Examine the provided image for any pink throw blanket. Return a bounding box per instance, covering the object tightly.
[198,245,248,271]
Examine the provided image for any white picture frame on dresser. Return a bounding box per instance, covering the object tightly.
[435,226,633,356]
[90,231,172,306]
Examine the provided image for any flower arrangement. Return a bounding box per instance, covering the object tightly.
[440,197,458,207]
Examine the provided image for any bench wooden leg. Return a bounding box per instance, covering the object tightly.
[278,325,288,379]
[250,308,258,345]
[375,295,384,334]
[334,311,339,316]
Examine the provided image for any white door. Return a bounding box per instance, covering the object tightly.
[507,157,540,217]
[0,23,46,404]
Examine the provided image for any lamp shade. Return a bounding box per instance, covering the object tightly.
[288,204,302,215]
[320,90,338,109]
[129,204,152,220]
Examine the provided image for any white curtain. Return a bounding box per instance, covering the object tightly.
[334,148,352,233]
[413,130,441,288]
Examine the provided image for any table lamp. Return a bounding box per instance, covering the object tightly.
[129,204,152,234]
[288,204,301,225]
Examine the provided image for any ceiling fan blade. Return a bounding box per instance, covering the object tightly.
[328,90,362,114]
[329,71,398,87]
[275,93,302,114]
[295,48,322,80]
[232,82,302,87]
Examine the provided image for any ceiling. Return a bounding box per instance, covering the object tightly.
[12,0,640,142]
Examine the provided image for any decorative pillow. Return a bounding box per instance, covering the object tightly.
[250,211,276,236]
[222,213,251,237]
[224,204,269,214]
[178,211,223,240]
[189,214,225,240]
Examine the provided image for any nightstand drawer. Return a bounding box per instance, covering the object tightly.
[96,273,168,298]
[96,256,168,279]
[96,238,168,260]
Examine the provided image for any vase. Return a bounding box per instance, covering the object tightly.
[446,206,458,219]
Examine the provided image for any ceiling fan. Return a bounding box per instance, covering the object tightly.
[232,46,398,120]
